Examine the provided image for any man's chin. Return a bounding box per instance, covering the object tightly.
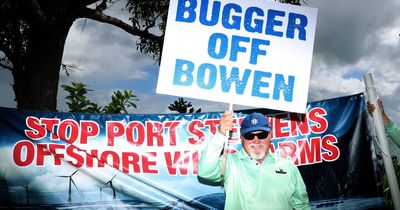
[250,151,266,160]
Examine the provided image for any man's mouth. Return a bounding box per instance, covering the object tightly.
[250,144,264,150]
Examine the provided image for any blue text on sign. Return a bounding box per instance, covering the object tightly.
[173,59,295,102]
[175,0,308,41]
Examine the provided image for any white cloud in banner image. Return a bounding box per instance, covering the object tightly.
[0,144,180,204]
[0,0,399,124]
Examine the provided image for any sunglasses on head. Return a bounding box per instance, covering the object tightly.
[242,131,269,140]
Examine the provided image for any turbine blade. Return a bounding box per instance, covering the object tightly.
[111,173,118,181]
[71,169,79,176]
[71,179,79,193]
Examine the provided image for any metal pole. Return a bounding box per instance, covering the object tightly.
[364,72,400,210]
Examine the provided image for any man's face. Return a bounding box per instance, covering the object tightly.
[241,130,271,160]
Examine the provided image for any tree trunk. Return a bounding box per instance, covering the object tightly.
[12,20,73,111]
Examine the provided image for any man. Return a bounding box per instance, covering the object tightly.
[367,98,400,147]
[198,111,310,210]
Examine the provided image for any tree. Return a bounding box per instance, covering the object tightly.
[168,97,201,114]
[0,0,300,111]
[0,0,166,111]
[62,81,138,114]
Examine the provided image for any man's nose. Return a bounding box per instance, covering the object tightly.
[253,137,261,143]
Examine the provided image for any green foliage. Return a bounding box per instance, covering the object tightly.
[62,82,138,114]
[61,82,101,114]
[125,0,169,63]
[102,90,139,114]
[377,154,400,209]
[168,97,201,114]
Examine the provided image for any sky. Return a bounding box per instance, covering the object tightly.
[0,0,399,125]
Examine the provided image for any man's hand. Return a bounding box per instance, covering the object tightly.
[367,101,376,115]
[367,98,384,115]
[219,110,234,136]
[367,98,390,126]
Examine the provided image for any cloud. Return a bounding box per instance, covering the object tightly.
[306,0,400,125]
[62,22,152,81]
[310,0,400,65]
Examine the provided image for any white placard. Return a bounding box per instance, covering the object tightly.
[157,0,317,113]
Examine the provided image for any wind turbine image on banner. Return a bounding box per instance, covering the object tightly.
[104,173,118,200]
[17,184,30,205]
[0,168,10,204]
[99,184,108,201]
[57,169,80,203]
[23,184,30,205]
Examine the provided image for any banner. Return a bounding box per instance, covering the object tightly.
[0,93,384,209]
[157,0,318,113]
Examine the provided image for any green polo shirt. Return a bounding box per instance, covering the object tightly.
[198,132,310,210]
[385,121,400,147]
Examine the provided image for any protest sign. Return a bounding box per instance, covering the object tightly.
[0,93,385,209]
[157,0,317,113]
